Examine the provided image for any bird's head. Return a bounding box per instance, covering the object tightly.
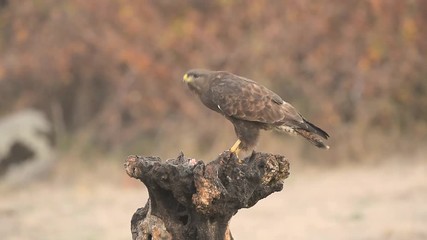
[183,69,213,95]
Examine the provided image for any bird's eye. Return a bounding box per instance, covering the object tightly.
[193,74,199,79]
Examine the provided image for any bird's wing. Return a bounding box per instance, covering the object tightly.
[210,74,304,125]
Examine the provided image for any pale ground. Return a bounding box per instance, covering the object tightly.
[0,157,426,240]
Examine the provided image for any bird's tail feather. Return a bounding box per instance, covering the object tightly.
[302,118,329,140]
[294,128,330,149]
[276,119,330,149]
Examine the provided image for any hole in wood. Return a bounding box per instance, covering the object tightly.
[178,214,189,225]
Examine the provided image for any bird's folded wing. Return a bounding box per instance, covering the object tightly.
[210,76,303,125]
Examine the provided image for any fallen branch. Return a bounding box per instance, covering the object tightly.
[125,151,290,240]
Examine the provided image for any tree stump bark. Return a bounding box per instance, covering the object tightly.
[124,151,290,240]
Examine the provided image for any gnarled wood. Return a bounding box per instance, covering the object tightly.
[125,151,290,240]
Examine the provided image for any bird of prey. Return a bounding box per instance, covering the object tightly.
[183,69,329,157]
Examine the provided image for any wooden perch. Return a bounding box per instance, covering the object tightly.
[124,151,290,240]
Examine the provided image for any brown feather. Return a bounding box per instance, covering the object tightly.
[294,128,330,149]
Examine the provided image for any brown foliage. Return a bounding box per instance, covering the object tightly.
[0,0,426,161]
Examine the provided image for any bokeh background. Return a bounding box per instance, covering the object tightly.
[0,1,426,240]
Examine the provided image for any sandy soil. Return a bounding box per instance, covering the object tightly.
[1,159,426,240]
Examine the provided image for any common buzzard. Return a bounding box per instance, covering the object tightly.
[183,69,329,156]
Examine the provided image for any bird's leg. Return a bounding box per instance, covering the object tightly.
[229,139,241,153]
[229,139,242,162]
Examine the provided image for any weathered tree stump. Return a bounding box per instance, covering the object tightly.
[124,151,290,240]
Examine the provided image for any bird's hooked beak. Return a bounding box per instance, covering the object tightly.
[183,73,192,83]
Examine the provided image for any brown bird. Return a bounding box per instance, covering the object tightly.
[183,69,329,157]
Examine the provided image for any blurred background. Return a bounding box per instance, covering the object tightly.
[0,0,426,239]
